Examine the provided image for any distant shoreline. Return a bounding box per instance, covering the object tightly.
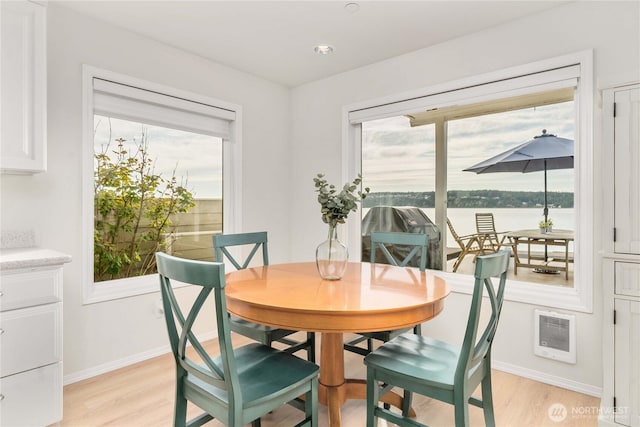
[363,190,574,209]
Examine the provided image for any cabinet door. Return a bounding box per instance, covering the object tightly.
[0,303,61,377]
[0,267,62,311]
[614,86,640,254]
[0,362,62,427]
[0,0,46,174]
[615,298,640,426]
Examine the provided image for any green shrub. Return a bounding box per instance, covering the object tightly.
[94,134,195,282]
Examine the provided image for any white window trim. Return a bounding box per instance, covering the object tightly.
[343,50,594,313]
[81,65,243,304]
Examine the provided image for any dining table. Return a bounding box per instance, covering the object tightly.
[505,229,574,279]
[224,261,450,427]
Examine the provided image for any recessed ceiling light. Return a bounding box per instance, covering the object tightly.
[314,45,334,55]
[344,2,360,13]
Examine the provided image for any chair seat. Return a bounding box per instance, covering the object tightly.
[230,316,298,342]
[364,334,459,391]
[186,343,319,409]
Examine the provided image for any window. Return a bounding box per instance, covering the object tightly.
[346,51,593,312]
[83,67,242,303]
[361,99,575,288]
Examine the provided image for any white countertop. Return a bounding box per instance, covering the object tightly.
[0,247,72,271]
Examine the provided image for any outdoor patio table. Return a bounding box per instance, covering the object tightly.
[505,229,574,280]
[224,261,450,427]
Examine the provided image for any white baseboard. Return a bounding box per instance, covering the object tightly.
[598,416,619,427]
[64,333,602,400]
[63,331,217,385]
[492,360,602,398]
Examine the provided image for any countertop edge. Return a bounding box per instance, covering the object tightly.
[0,248,73,271]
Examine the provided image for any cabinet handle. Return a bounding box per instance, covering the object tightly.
[0,394,4,401]
[0,329,4,335]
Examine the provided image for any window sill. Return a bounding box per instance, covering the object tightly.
[83,274,188,304]
[432,269,592,313]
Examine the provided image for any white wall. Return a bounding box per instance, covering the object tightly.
[1,0,637,391]
[290,1,639,394]
[0,4,292,379]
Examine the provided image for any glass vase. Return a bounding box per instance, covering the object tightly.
[316,224,348,280]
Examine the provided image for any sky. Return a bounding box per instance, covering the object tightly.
[362,101,575,194]
[93,100,574,200]
[94,115,223,198]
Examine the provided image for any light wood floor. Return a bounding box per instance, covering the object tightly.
[60,333,599,427]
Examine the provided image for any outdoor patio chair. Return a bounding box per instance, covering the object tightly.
[156,252,319,427]
[475,212,517,254]
[213,232,316,362]
[447,218,486,272]
[364,250,510,427]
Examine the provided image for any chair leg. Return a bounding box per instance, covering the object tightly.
[366,369,379,427]
[308,376,319,426]
[401,389,413,417]
[307,332,316,363]
[174,379,188,427]
[481,375,496,427]
[453,389,470,427]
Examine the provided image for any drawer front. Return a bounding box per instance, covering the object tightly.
[0,362,62,427]
[0,303,61,376]
[0,267,62,311]
[616,262,640,297]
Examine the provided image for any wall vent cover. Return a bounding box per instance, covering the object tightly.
[533,309,576,364]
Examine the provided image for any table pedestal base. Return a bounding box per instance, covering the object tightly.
[319,333,416,426]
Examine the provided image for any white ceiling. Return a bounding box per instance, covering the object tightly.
[55,1,569,87]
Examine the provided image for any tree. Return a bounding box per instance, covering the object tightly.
[94,129,195,282]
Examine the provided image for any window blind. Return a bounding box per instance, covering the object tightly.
[93,78,235,138]
[348,64,580,124]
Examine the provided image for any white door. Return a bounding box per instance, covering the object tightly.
[614,86,640,254]
[615,297,640,426]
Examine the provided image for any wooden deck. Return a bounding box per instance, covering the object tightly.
[445,249,574,287]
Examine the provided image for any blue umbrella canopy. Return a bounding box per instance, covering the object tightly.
[464,129,574,223]
[463,129,573,174]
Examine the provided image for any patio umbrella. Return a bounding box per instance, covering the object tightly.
[463,129,574,225]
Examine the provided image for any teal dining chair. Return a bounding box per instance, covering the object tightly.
[344,231,429,357]
[156,252,319,427]
[364,250,510,427]
[213,232,316,362]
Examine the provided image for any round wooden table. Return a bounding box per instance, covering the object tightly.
[225,261,450,427]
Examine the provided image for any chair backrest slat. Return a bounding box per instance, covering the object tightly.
[156,253,240,399]
[370,231,428,271]
[455,250,509,383]
[476,212,498,234]
[213,231,269,270]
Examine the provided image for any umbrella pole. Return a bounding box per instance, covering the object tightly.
[544,160,549,262]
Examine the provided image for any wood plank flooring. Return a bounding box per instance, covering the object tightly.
[59,333,599,427]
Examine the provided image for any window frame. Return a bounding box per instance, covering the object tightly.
[82,65,243,304]
[343,50,593,313]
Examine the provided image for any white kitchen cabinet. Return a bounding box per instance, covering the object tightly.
[613,86,640,255]
[602,83,640,427]
[0,248,71,427]
[0,0,47,174]
[614,295,640,426]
